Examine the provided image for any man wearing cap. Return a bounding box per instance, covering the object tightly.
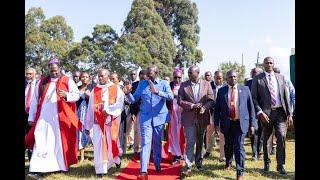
[25,58,81,179]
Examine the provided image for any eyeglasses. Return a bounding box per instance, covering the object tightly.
[174,77,182,79]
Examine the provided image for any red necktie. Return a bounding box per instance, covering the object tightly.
[25,82,33,113]
[230,86,236,120]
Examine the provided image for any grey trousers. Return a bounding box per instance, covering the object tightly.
[262,108,287,166]
[184,123,206,168]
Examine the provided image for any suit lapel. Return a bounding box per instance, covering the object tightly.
[262,73,271,94]
[224,86,229,108]
[275,73,283,102]
[186,80,195,102]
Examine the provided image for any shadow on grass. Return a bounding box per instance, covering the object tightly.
[245,166,295,179]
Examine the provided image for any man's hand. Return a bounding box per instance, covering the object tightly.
[123,84,132,95]
[85,129,90,136]
[148,80,159,94]
[195,103,203,109]
[258,112,269,124]
[199,106,206,114]
[58,89,67,99]
[287,116,293,127]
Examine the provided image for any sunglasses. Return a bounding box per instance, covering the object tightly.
[131,73,136,75]
[174,76,182,79]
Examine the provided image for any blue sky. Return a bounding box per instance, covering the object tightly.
[25,0,294,79]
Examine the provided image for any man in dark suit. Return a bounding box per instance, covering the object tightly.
[244,67,263,161]
[214,70,257,180]
[178,65,215,177]
[251,57,293,175]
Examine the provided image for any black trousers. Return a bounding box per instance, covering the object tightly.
[262,108,287,166]
[25,112,32,161]
[250,120,263,157]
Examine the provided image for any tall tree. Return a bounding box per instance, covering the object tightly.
[153,0,203,67]
[25,7,74,74]
[66,24,118,74]
[114,0,176,77]
[219,61,246,85]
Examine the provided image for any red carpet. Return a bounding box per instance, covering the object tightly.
[116,144,182,180]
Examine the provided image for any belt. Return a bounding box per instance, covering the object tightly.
[271,107,282,111]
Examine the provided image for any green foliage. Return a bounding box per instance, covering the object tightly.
[115,0,176,77]
[25,7,74,74]
[219,61,246,85]
[154,0,203,67]
[66,24,119,74]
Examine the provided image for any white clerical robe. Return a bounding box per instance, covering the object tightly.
[84,82,124,174]
[28,77,80,172]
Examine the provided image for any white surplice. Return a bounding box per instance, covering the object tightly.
[28,77,80,172]
[84,82,124,174]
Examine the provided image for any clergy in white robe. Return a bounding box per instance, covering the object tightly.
[26,62,80,173]
[84,69,124,175]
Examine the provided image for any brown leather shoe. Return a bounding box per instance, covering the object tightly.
[237,175,243,180]
[137,172,148,180]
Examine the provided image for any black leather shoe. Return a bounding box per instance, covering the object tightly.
[203,152,210,158]
[27,173,43,180]
[155,165,161,173]
[264,163,270,172]
[277,165,287,175]
[196,165,204,171]
[115,162,121,169]
[96,174,103,178]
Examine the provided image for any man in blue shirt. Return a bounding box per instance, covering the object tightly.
[124,65,173,180]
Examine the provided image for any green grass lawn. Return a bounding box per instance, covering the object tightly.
[25,138,295,180]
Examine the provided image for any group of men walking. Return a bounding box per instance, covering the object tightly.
[25,56,294,180]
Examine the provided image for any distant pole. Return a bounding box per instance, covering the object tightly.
[241,53,244,66]
[256,51,260,67]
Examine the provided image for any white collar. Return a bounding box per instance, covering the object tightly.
[97,82,114,88]
[265,71,275,77]
[228,84,238,89]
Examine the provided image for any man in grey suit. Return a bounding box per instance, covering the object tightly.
[178,65,215,177]
[251,57,293,175]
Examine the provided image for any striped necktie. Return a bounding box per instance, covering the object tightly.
[268,74,276,106]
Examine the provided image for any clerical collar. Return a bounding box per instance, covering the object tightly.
[97,82,114,88]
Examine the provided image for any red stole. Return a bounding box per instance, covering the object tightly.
[93,84,120,160]
[25,76,82,169]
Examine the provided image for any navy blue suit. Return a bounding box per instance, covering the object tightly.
[214,85,257,177]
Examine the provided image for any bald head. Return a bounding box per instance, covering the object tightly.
[98,69,110,85]
[147,65,159,81]
[226,70,238,86]
[25,68,36,81]
[251,67,263,78]
[110,72,120,84]
[263,56,275,73]
[214,70,223,85]
[188,65,200,82]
